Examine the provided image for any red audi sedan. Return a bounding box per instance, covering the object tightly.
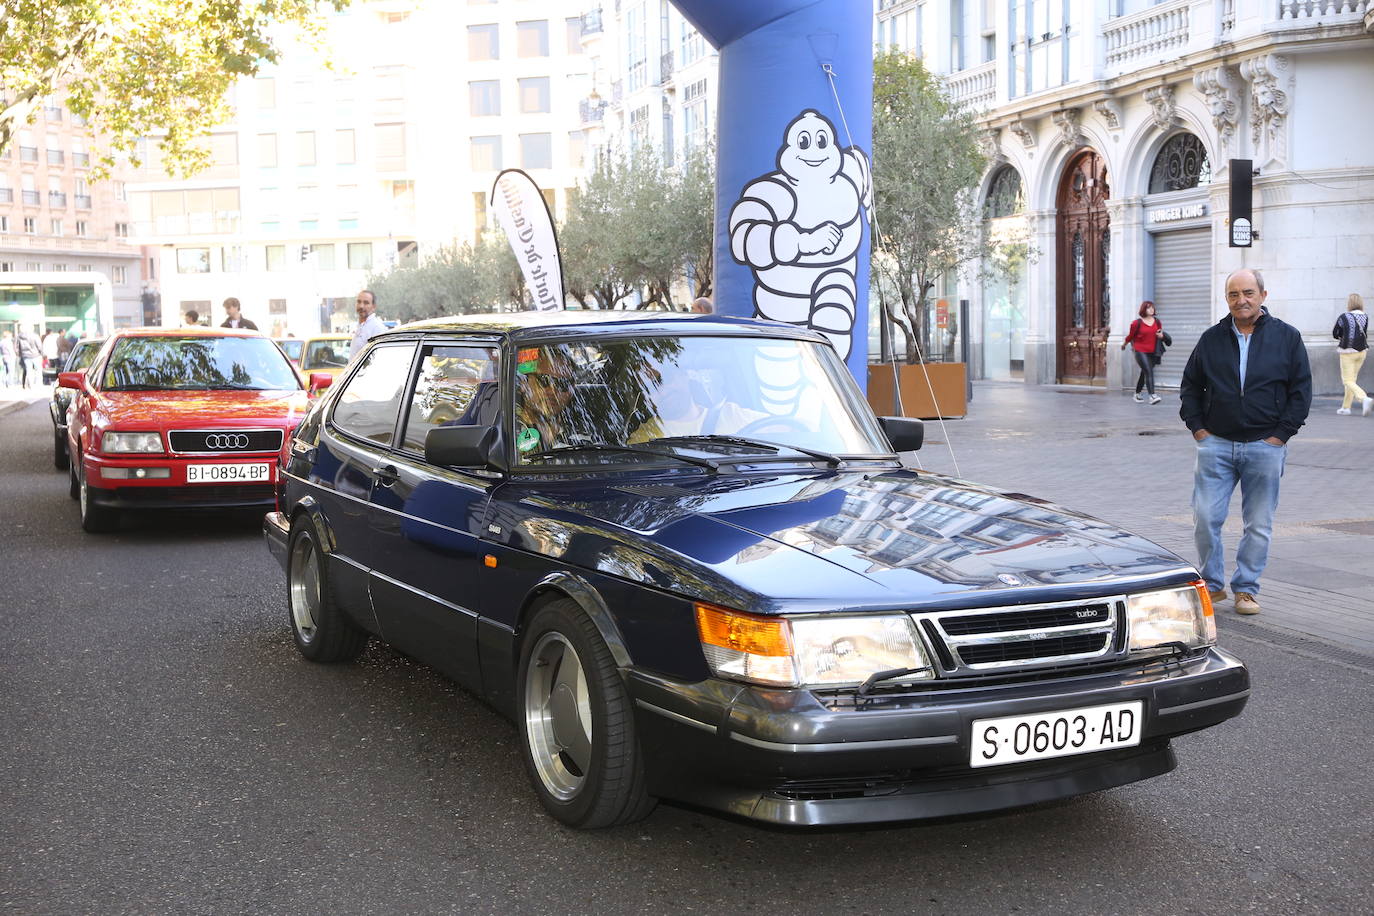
[59,327,313,532]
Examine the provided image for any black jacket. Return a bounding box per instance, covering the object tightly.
[221,317,259,330]
[1179,308,1311,443]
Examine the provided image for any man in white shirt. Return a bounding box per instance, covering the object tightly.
[351,289,387,353]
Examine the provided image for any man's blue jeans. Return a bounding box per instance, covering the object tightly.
[1193,434,1286,596]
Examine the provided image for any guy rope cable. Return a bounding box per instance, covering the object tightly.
[822,60,961,478]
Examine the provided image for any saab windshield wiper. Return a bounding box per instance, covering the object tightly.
[650,434,842,467]
[523,443,720,471]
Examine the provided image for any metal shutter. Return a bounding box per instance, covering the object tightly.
[1152,227,1212,388]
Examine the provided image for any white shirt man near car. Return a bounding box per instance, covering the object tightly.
[351,289,387,354]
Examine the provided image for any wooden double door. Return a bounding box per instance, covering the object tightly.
[1056,150,1111,384]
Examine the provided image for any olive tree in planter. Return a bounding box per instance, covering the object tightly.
[869,51,993,416]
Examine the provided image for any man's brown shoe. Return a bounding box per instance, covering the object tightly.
[1234,592,1260,615]
[1207,588,1227,604]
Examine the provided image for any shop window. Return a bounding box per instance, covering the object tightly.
[177,248,210,273]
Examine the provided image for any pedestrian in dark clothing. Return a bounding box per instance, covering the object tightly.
[221,297,258,330]
[1179,268,1311,616]
[1332,292,1370,416]
[16,326,42,388]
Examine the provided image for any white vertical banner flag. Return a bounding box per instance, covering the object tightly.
[489,169,566,311]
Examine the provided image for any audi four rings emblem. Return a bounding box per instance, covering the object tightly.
[206,433,250,449]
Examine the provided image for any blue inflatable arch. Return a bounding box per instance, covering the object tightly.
[670,0,873,385]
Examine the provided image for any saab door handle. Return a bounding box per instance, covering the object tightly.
[372,464,400,487]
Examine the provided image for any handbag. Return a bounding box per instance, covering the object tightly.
[1150,329,1171,365]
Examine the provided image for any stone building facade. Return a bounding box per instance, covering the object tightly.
[879,0,1374,395]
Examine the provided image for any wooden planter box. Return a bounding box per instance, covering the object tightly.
[867,362,968,419]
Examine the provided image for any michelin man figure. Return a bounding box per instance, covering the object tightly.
[728,109,872,358]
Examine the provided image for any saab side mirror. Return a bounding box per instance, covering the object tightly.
[426,424,500,470]
[878,416,924,452]
[308,373,334,393]
[56,371,86,391]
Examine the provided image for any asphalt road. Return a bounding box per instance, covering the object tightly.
[2,399,1371,916]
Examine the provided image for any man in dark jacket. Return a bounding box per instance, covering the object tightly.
[1180,268,1311,616]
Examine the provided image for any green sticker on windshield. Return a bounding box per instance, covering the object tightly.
[517,426,541,453]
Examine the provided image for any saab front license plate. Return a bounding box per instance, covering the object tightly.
[970,701,1142,768]
[186,462,272,484]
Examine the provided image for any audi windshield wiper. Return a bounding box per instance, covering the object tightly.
[650,434,842,467]
[523,443,720,471]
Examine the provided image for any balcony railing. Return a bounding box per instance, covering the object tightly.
[1277,1,1367,22]
[72,152,90,167]
[947,60,997,111]
[44,106,62,121]
[1104,0,1189,69]
[49,191,67,207]
[75,194,92,209]
[581,8,603,35]
[19,146,38,162]
[579,99,606,124]
[22,190,40,205]
[47,149,64,165]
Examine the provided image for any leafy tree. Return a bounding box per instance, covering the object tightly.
[367,238,522,322]
[561,143,714,310]
[871,50,990,363]
[0,0,344,178]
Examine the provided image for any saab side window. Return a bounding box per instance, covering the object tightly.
[331,343,415,445]
[401,344,500,453]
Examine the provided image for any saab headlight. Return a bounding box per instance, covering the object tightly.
[101,431,164,454]
[695,603,932,688]
[1127,581,1216,654]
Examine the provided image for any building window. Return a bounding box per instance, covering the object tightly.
[626,6,647,92]
[566,17,583,54]
[0,262,12,272]
[1148,132,1211,194]
[0,216,7,232]
[265,244,286,271]
[269,298,287,315]
[519,77,550,114]
[347,242,372,270]
[471,135,502,172]
[335,129,355,165]
[296,131,316,166]
[50,218,63,236]
[115,223,129,238]
[112,266,127,284]
[517,20,549,57]
[375,123,406,168]
[470,80,501,117]
[984,166,1024,218]
[683,79,708,153]
[78,264,92,272]
[258,133,278,167]
[210,133,238,166]
[177,248,210,273]
[24,217,37,234]
[26,262,42,271]
[221,246,243,272]
[256,77,276,108]
[114,181,127,202]
[468,24,499,60]
[309,243,336,270]
[629,105,649,150]
[520,133,552,169]
[473,191,488,239]
[76,220,88,237]
[52,264,68,272]
[568,130,587,170]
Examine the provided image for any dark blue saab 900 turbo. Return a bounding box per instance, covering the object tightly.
[264,311,1248,828]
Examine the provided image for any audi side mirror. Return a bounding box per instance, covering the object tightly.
[877,416,924,452]
[57,371,87,391]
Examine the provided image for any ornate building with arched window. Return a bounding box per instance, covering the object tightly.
[879,0,1374,394]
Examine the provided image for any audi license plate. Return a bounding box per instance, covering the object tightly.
[186,462,272,484]
[970,700,1142,768]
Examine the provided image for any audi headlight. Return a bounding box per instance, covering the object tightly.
[1127,581,1216,654]
[695,602,933,688]
[101,431,164,454]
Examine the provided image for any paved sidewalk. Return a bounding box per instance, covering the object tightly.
[0,384,50,419]
[908,379,1373,657]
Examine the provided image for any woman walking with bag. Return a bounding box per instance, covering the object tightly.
[1122,300,1169,404]
[1333,293,1371,416]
